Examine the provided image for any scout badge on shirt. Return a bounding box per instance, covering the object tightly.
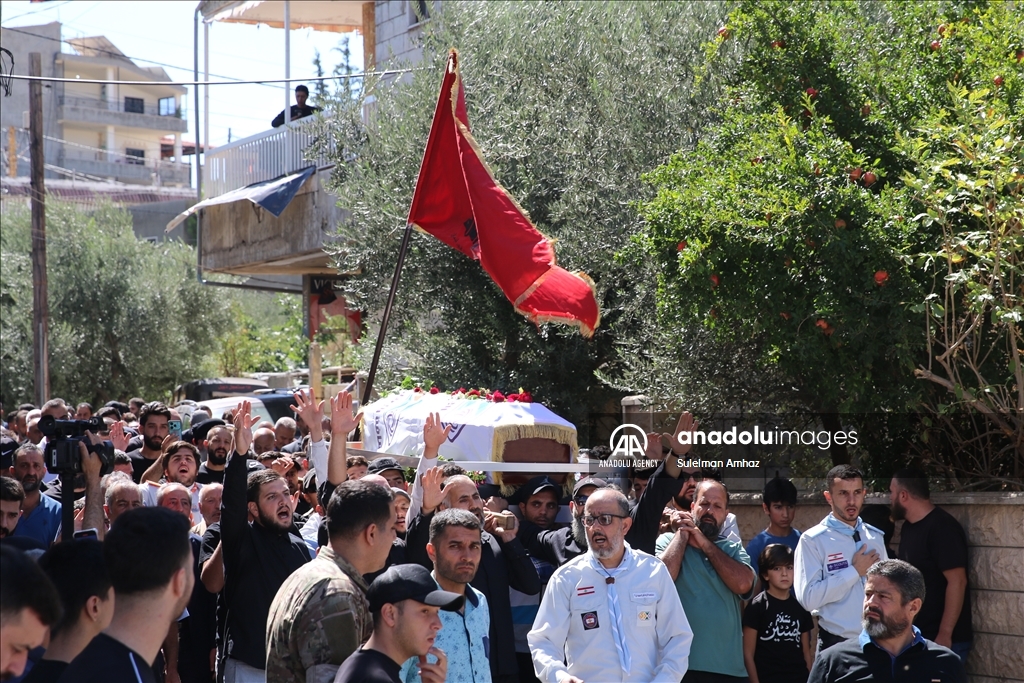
[637,609,653,622]
[582,611,600,630]
[827,551,848,572]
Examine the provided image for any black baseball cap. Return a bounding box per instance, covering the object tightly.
[573,476,608,498]
[510,475,561,505]
[367,457,403,476]
[367,564,464,613]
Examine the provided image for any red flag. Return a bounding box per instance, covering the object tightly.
[408,50,600,337]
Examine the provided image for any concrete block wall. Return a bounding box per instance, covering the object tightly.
[375,0,440,70]
[730,492,1024,683]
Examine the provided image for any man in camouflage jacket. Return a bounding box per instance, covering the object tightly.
[266,479,398,683]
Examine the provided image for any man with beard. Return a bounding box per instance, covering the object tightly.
[531,489,692,683]
[406,466,539,683]
[57,507,194,683]
[890,469,972,662]
[808,560,966,683]
[795,465,888,654]
[141,442,203,518]
[266,480,396,683]
[666,468,742,543]
[520,413,704,569]
[0,477,45,552]
[196,425,231,485]
[128,403,171,484]
[10,444,61,547]
[656,480,755,682]
[218,401,312,682]
[400,509,490,683]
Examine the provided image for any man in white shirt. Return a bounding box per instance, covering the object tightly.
[529,489,692,683]
[795,465,887,653]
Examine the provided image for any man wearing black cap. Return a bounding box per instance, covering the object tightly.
[272,85,320,128]
[336,564,462,683]
[368,457,408,491]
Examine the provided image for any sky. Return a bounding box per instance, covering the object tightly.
[0,0,365,146]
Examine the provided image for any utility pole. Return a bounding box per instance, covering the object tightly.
[6,126,15,177]
[29,53,49,406]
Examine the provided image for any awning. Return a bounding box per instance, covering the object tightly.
[198,1,365,33]
[165,166,315,232]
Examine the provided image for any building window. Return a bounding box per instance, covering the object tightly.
[159,97,176,117]
[125,148,145,165]
[124,97,145,114]
[409,0,430,25]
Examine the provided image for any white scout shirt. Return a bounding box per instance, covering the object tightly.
[528,546,693,682]
[794,516,888,639]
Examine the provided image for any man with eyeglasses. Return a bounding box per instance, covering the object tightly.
[521,413,703,568]
[530,488,692,682]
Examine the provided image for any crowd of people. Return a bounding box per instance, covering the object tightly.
[0,395,973,682]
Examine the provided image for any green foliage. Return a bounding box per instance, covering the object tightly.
[630,0,1023,475]
[216,295,307,376]
[317,0,729,431]
[0,202,232,406]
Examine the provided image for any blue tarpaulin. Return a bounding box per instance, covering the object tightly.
[165,165,316,232]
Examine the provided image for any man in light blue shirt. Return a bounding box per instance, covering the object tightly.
[10,444,60,547]
[401,508,492,683]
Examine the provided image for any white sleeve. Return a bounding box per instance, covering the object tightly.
[405,451,438,528]
[308,438,328,486]
[794,533,860,613]
[528,570,573,683]
[651,566,693,681]
[721,513,741,544]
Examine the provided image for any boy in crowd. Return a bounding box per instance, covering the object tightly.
[746,477,801,582]
[743,544,813,683]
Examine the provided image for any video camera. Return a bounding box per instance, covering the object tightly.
[37,415,115,476]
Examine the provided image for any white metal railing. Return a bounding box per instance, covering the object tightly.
[204,117,333,197]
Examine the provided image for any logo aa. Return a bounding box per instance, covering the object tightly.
[609,424,648,459]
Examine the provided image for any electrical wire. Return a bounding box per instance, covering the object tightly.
[8,68,414,87]
[0,1,73,24]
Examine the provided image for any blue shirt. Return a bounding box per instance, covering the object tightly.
[400,578,492,683]
[12,493,61,547]
[746,527,801,578]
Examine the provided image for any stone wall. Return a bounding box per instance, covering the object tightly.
[729,492,1024,683]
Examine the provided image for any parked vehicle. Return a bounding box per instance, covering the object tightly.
[172,377,270,404]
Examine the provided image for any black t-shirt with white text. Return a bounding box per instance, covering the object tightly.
[57,633,157,683]
[743,590,813,683]
[897,506,973,643]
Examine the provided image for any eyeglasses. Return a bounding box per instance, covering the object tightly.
[582,513,629,527]
[573,495,589,507]
[681,471,703,483]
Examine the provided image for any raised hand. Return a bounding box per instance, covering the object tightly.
[109,421,129,452]
[420,466,446,514]
[232,401,260,455]
[423,412,452,455]
[330,391,360,438]
[418,647,448,683]
[644,431,664,461]
[663,411,698,456]
[291,390,324,442]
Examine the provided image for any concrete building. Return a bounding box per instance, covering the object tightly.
[1,22,190,186]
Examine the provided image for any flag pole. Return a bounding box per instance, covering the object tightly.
[362,222,415,407]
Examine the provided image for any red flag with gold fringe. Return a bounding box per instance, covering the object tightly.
[407,50,600,337]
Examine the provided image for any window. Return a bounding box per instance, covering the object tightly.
[124,97,145,114]
[125,148,145,165]
[159,97,176,117]
[409,0,430,25]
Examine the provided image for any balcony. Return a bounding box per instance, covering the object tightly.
[57,95,188,133]
[60,149,191,186]
[198,118,343,276]
[204,117,334,196]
